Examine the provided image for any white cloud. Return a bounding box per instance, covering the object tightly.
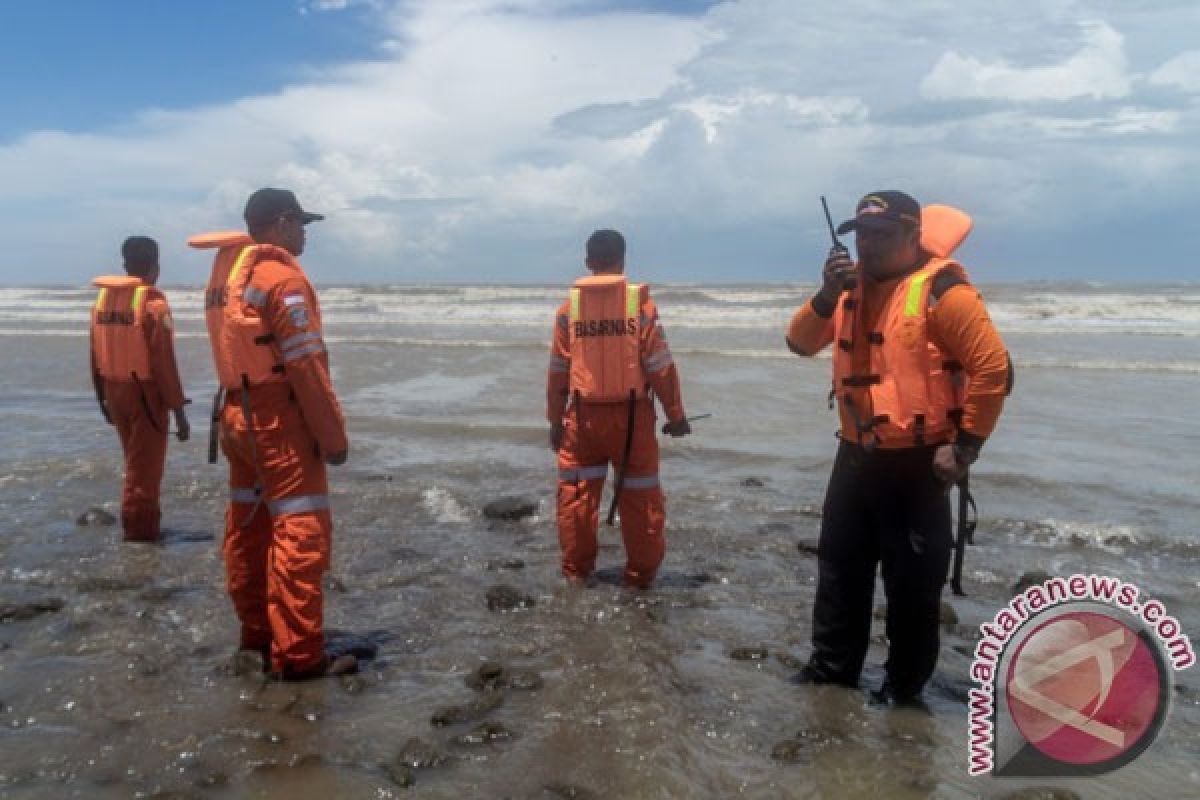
[921,21,1132,102]
[0,1,1196,282]
[1149,50,1200,92]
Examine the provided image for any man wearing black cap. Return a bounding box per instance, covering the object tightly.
[785,191,1011,704]
[191,188,353,679]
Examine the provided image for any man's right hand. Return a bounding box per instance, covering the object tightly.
[549,423,564,452]
[324,449,348,466]
[661,417,692,437]
[818,246,857,301]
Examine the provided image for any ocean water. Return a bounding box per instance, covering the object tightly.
[0,282,1198,798]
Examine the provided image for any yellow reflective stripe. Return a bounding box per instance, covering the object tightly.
[131,286,148,313]
[905,273,930,317]
[226,245,255,287]
[94,288,108,311]
[569,288,581,322]
[626,284,640,318]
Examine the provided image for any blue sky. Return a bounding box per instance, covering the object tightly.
[1,0,1197,284]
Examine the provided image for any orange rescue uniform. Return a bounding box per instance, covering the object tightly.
[90,276,187,541]
[191,233,347,676]
[547,276,685,588]
[786,208,1009,449]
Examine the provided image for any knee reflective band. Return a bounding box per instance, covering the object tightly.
[267,494,331,516]
[558,465,609,482]
[621,474,660,490]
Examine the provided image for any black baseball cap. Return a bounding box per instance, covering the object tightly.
[243,188,325,228]
[836,190,920,235]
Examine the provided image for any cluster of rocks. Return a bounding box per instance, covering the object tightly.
[386,661,543,788]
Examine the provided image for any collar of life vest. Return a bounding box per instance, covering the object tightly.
[574,274,630,289]
[918,204,972,259]
[187,231,255,250]
[92,275,145,290]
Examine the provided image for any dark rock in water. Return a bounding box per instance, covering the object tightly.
[76,507,117,526]
[385,762,415,787]
[482,496,538,521]
[796,539,820,557]
[0,597,64,621]
[485,558,526,571]
[486,584,535,611]
[939,602,959,626]
[730,647,769,662]
[453,721,514,746]
[396,737,447,769]
[1174,684,1200,706]
[78,576,144,592]
[365,473,394,483]
[770,739,808,764]
[465,662,543,692]
[543,784,598,800]
[758,521,793,536]
[138,586,184,604]
[164,530,215,543]
[1011,569,1052,597]
[741,477,766,488]
[996,790,1082,800]
[431,691,504,726]
[324,574,348,593]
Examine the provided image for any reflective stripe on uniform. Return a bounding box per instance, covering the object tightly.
[622,474,660,490]
[905,272,931,317]
[282,341,326,362]
[548,355,569,373]
[243,287,269,308]
[268,494,330,516]
[131,286,148,312]
[230,487,260,504]
[626,284,640,318]
[569,288,581,322]
[280,331,321,350]
[94,288,108,311]
[227,246,255,285]
[558,465,608,482]
[642,350,674,373]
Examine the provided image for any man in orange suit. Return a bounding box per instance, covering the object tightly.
[90,236,190,542]
[190,189,353,680]
[547,229,690,589]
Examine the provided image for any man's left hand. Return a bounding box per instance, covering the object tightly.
[932,444,968,485]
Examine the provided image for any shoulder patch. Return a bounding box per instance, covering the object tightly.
[283,292,306,306]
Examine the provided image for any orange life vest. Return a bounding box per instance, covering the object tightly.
[91,276,153,381]
[567,275,648,402]
[831,205,974,447]
[189,231,286,390]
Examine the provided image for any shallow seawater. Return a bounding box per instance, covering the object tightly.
[1,283,1199,798]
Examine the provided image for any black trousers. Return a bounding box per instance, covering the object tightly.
[808,440,953,698]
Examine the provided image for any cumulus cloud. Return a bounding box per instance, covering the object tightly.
[0,1,1196,282]
[1149,50,1200,92]
[921,21,1132,102]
